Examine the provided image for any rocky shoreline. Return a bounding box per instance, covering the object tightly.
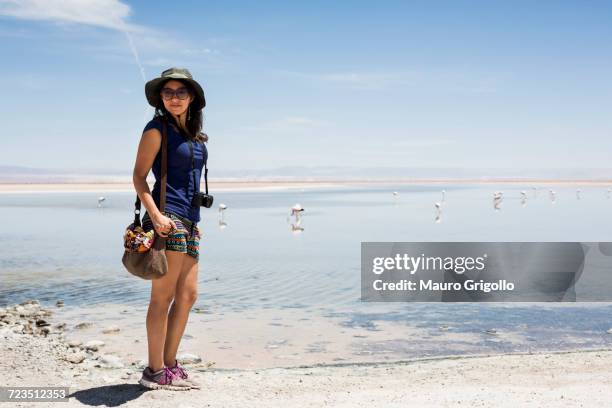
[2,299,612,407]
[0,300,212,390]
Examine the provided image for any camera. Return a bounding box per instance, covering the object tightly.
[192,191,214,208]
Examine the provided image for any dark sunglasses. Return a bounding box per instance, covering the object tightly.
[160,87,191,101]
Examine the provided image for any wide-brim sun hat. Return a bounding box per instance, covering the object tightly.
[145,67,206,110]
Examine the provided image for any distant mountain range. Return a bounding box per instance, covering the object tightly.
[1,165,612,183]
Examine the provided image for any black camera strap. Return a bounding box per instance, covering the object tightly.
[204,162,209,195]
[187,138,209,196]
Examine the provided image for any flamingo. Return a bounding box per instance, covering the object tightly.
[218,203,228,228]
[290,223,304,233]
[434,202,442,223]
[290,203,304,217]
[493,192,503,211]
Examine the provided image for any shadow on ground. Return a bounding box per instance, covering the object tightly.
[69,383,149,407]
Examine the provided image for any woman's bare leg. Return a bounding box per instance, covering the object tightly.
[164,254,199,366]
[146,250,186,372]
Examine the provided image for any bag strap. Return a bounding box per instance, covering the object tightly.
[159,119,168,211]
[133,118,168,227]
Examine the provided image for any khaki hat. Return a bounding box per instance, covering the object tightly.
[145,67,206,110]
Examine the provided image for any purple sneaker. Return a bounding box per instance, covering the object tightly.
[138,366,192,391]
[169,359,201,389]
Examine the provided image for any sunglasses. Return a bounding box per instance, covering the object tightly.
[160,87,191,101]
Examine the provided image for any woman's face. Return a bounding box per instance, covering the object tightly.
[160,79,193,117]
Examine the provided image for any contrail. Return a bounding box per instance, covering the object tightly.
[122,28,146,82]
[121,27,153,123]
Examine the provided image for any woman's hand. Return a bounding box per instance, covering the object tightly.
[152,213,177,237]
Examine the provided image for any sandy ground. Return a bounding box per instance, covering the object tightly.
[2,301,612,407]
[0,179,611,194]
[5,336,612,407]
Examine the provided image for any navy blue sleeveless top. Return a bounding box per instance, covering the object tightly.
[144,118,208,224]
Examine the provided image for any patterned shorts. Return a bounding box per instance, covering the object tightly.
[142,211,201,260]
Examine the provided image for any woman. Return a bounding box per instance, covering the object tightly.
[132,67,208,390]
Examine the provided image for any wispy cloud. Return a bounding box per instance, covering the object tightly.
[277,70,418,90]
[182,47,219,56]
[0,0,236,77]
[319,72,407,86]
[0,0,154,80]
[239,116,330,132]
[391,139,455,148]
[0,0,143,32]
[277,68,507,93]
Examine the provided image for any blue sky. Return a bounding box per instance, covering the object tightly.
[1,0,611,175]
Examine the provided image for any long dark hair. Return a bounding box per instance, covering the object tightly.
[153,79,208,143]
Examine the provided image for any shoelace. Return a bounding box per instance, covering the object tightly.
[172,362,188,379]
[160,366,179,385]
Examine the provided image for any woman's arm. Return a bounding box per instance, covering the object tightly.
[132,128,176,235]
